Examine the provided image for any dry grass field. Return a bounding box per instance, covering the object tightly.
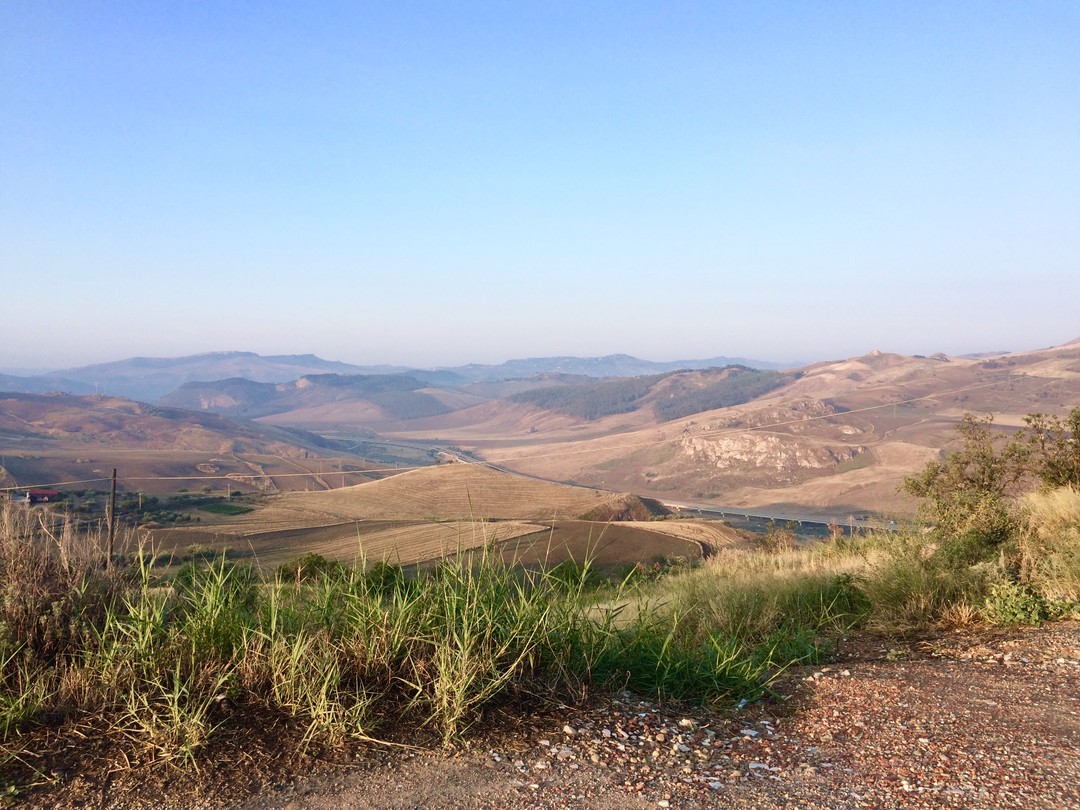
[216,463,618,529]
[495,520,703,569]
[144,464,699,570]
[615,518,748,554]
[153,519,549,568]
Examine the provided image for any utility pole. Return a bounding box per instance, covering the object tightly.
[106,468,117,567]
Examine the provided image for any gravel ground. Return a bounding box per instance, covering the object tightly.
[12,621,1080,809]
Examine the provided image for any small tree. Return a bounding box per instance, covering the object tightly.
[902,414,1027,545]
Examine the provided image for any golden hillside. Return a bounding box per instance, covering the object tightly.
[461,344,1080,516]
[210,462,622,534]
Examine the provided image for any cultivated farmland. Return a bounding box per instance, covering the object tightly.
[146,463,699,569]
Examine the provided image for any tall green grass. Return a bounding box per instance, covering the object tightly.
[4,491,1078,782]
[0,508,791,772]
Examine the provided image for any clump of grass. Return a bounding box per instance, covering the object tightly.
[0,507,127,662]
[626,542,868,686]
[855,531,990,631]
[4,510,748,765]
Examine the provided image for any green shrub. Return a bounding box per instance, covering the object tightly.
[981,582,1066,626]
[546,560,601,592]
[362,560,408,598]
[902,414,1023,542]
[198,502,253,516]
[932,528,1005,568]
[277,553,347,584]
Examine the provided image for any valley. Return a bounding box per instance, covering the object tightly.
[2,340,1078,570]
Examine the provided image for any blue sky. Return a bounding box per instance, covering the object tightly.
[2,1,1078,370]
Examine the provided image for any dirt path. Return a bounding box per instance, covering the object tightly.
[15,623,1080,809]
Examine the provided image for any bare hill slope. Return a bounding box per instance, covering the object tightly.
[444,344,1080,516]
[0,392,373,495]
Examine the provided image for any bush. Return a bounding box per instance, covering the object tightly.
[902,414,1023,543]
[1019,409,1080,488]
[758,521,798,554]
[277,553,347,584]
[932,528,1005,568]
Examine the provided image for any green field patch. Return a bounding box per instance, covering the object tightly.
[198,501,255,516]
[835,450,875,474]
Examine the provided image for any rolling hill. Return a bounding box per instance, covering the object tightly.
[5,340,1077,518]
[159,374,454,421]
[382,343,1080,518]
[145,463,714,569]
[15,352,394,402]
[153,366,800,433]
[0,392,378,495]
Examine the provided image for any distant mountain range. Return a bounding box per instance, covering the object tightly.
[156,366,799,428]
[0,351,799,403]
[159,373,455,421]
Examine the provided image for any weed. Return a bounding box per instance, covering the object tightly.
[981,582,1070,626]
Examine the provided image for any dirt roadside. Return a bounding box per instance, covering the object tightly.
[11,622,1079,810]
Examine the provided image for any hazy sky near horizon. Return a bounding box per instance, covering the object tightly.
[2,2,1078,371]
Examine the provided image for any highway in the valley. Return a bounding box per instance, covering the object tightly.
[366,438,893,538]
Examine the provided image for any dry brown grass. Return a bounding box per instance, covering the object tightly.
[1019,486,1080,600]
[616,520,747,554]
[161,519,548,568]
[496,520,702,569]
[230,464,612,527]
[145,466,677,568]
